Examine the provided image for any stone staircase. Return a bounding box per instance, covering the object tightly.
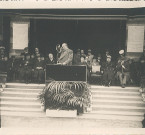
[0,83,145,128]
[0,83,45,117]
[82,85,145,122]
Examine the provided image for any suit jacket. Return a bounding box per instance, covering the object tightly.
[87,54,94,63]
[58,48,73,65]
[101,61,115,71]
[116,56,130,72]
[73,53,81,65]
[34,60,45,69]
[45,58,56,65]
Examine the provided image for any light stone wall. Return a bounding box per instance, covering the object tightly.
[9,16,30,57]
[126,18,145,61]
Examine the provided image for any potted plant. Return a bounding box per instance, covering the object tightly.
[38,81,91,117]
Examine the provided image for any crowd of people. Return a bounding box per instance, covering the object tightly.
[0,43,145,89]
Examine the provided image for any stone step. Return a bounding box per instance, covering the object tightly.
[0,103,41,108]
[0,100,41,108]
[0,96,39,102]
[91,104,145,111]
[88,110,145,116]
[0,106,42,112]
[90,85,139,90]
[81,113,144,121]
[91,89,139,94]
[1,101,41,106]
[1,92,39,98]
[91,91,140,96]
[92,101,145,107]
[91,88,139,93]
[6,83,45,89]
[92,106,145,112]
[92,98,144,104]
[92,94,141,99]
[92,96,142,101]
[3,88,43,93]
[1,111,45,117]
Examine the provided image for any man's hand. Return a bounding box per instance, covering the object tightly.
[62,62,66,65]
[122,65,125,69]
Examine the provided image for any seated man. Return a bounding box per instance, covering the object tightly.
[30,54,36,83]
[22,54,32,84]
[116,50,130,88]
[79,56,92,82]
[7,56,15,82]
[73,49,81,65]
[0,56,8,91]
[138,49,145,99]
[86,49,94,63]
[45,53,56,65]
[80,49,86,58]
[34,55,45,83]
[101,55,115,86]
[18,54,26,82]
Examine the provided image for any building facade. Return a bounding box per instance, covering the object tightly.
[0,8,145,60]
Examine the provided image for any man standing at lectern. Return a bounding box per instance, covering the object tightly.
[57,43,73,66]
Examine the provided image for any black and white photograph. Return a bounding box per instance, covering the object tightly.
[0,0,145,134]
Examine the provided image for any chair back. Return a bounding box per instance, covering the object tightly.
[92,65,101,73]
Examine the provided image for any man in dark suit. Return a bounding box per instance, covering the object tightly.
[73,49,81,65]
[46,53,56,65]
[22,54,32,83]
[34,55,45,83]
[116,50,130,88]
[101,55,115,86]
[57,43,73,66]
[7,56,16,82]
[79,55,92,81]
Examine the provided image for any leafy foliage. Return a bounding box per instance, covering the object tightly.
[39,81,91,114]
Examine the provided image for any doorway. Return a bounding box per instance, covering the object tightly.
[29,19,126,61]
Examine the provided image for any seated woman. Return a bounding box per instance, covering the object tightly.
[34,55,45,83]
